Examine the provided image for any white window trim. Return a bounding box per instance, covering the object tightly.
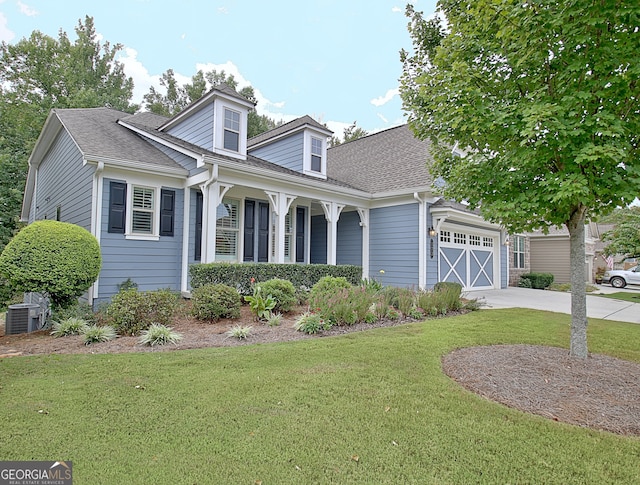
[513,235,526,269]
[213,101,247,160]
[302,131,327,179]
[126,183,160,241]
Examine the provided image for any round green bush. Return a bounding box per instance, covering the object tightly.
[0,220,101,308]
[257,278,297,312]
[107,288,178,336]
[191,283,241,321]
[308,276,352,309]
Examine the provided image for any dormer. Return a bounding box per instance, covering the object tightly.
[248,115,332,179]
[158,84,255,160]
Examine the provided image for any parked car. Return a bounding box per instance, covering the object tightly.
[602,266,640,288]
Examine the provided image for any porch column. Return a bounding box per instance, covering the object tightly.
[266,191,297,263]
[357,208,369,280]
[202,182,233,263]
[414,193,426,289]
[320,201,344,265]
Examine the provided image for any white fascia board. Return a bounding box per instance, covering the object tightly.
[249,124,332,150]
[430,206,500,230]
[83,154,188,177]
[117,120,205,166]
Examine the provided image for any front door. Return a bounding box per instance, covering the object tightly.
[244,200,270,262]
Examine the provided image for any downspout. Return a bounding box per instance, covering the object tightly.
[414,192,426,289]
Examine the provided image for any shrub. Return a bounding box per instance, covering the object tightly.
[190,284,241,321]
[519,273,554,289]
[294,312,330,334]
[226,325,252,339]
[82,325,116,345]
[256,278,297,312]
[317,286,378,326]
[52,301,96,325]
[266,312,283,327]
[51,317,89,337]
[138,323,183,346]
[0,221,102,308]
[518,277,533,288]
[434,281,463,297]
[308,276,352,309]
[107,288,179,336]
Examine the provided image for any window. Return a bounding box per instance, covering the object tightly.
[132,186,155,234]
[223,108,240,151]
[270,208,293,261]
[311,137,322,172]
[216,199,239,260]
[470,235,481,246]
[483,237,494,248]
[440,231,451,243]
[454,232,466,245]
[513,235,525,268]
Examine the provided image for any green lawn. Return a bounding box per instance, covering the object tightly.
[1,308,639,484]
[595,291,640,303]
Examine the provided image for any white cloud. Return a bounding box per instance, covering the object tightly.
[392,6,403,13]
[0,12,14,42]
[377,113,389,123]
[370,88,399,107]
[118,47,162,105]
[217,7,228,14]
[17,1,38,16]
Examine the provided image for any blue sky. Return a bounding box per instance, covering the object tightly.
[0,0,437,136]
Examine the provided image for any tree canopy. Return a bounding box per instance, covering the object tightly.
[400,1,640,357]
[0,16,137,252]
[601,206,640,259]
[144,68,280,138]
[330,121,369,147]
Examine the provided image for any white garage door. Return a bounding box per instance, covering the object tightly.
[438,228,498,290]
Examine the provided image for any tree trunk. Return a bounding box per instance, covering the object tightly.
[567,207,588,358]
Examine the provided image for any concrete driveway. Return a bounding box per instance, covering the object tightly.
[469,285,640,324]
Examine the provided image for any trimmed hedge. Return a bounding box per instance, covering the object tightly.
[189,263,362,295]
[519,272,554,289]
[0,220,101,308]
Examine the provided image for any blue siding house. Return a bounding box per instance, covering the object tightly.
[21,84,507,305]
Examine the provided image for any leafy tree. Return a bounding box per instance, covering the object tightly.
[0,221,102,308]
[0,16,137,251]
[400,1,640,358]
[601,206,640,258]
[330,121,369,146]
[144,68,279,137]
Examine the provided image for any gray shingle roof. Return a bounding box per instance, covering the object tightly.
[327,124,434,193]
[248,115,332,148]
[54,108,185,171]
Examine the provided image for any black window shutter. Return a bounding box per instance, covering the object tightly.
[296,207,305,263]
[194,191,203,261]
[160,189,175,237]
[108,181,127,234]
[243,200,255,261]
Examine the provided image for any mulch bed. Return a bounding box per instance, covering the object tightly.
[442,344,640,436]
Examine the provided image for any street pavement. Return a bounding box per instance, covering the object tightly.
[469,285,640,324]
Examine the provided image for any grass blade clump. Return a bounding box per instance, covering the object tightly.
[138,323,183,347]
[50,317,89,337]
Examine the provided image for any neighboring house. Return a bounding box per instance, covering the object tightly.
[510,223,600,285]
[21,84,508,306]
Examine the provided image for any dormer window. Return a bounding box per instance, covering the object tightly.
[311,137,322,172]
[224,108,240,152]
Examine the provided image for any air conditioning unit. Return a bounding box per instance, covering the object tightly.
[5,304,42,335]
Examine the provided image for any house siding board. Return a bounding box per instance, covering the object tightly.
[310,215,327,264]
[35,129,93,229]
[336,210,362,266]
[369,204,419,287]
[148,139,202,175]
[249,132,304,172]
[530,237,570,283]
[166,106,213,151]
[97,178,184,302]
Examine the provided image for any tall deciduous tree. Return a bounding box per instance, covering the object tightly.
[144,68,280,138]
[0,16,137,251]
[400,1,640,358]
[330,121,369,147]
